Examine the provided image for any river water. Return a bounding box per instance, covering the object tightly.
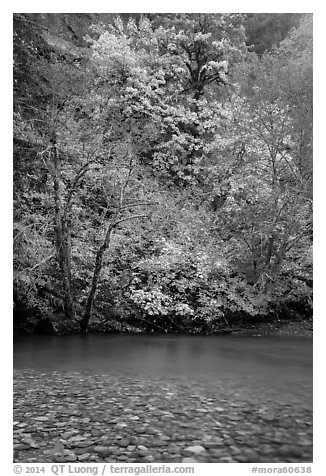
[13,334,312,407]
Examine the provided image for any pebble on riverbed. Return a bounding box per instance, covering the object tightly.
[13,370,313,464]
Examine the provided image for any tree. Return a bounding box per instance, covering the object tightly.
[244,13,303,54]
[14,14,313,333]
[14,14,108,322]
[86,15,248,186]
[14,14,75,320]
[205,16,312,309]
[79,149,155,332]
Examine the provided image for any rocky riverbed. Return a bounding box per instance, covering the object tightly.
[14,369,312,463]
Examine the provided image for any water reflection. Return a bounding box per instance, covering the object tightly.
[13,334,312,406]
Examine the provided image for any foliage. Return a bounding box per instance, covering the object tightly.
[244,13,303,54]
[13,14,313,334]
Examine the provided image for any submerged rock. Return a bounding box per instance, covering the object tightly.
[184,445,207,455]
[13,369,313,464]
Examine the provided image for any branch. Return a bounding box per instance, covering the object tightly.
[99,200,112,226]
[29,254,55,272]
[15,254,55,278]
[132,314,168,333]
[13,223,35,242]
[119,154,134,210]
[242,236,254,253]
[63,154,100,218]
[285,223,312,251]
[14,217,53,243]
[120,201,158,210]
[113,214,147,228]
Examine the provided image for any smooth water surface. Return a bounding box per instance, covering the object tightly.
[13,334,312,406]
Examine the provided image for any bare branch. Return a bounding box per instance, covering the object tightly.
[285,223,312,251]
[113,214,147,228]
[63,155,100,218]
[120,200,158,210]
[14,216,53,243]
[13,223,35,242]
[15,254,55,278]
[29,254,55,272]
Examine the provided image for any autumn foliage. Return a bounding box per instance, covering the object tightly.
[13,14,312,333]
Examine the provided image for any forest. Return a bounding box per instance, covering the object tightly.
[13,13,313,335]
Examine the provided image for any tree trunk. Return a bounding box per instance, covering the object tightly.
[51,141,74,320]
[62,270,74,319]
[60,227,74,320]
[80,213,145,333]
[80,225,113,333]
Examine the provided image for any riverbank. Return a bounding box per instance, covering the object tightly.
[14,313,313,338]
[230,320,313,337]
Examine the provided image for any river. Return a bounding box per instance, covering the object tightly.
[14,334,312,405]
[13,335,313,463]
